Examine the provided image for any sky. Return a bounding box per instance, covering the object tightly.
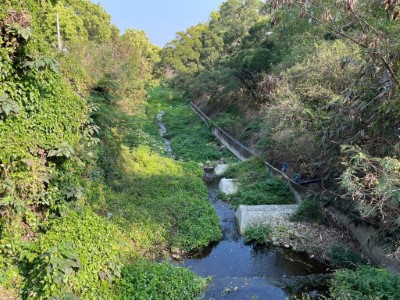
[94,0,225,47]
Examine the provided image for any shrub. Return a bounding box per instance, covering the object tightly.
[330,266,400,300]
[224,157,295,206]
[330,245,368,270]
[244,224,272,245]
[340,145,400,232]
[21,208,129,299]
[290,195,323,223]
[115,260,207,300]
[163,102,235,163]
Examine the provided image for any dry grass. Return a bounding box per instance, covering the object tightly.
[0,287,16,300]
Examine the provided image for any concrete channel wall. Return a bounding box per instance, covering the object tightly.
[190,101,400,270]
[190,101,306,203]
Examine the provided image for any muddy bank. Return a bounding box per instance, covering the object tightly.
[264,216,360,263]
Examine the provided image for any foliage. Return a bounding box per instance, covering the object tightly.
[340,145,400,232]
[290,195,323,223]
[76,29,160,114]
[92,145,221,253]
[0,3,89,220]
[89,90,222,253]
[244,223,272,245]
[0,2,208,299]
[158,0,400,256]
[224,157,295,206]
[115,260,207,300]
[330,245,368,270]
[21,208,129,299]
[330,266,400,300]
[148,88,235,163]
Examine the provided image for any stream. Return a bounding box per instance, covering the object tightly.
[180,174,329,299]
[157,111,173,157]
[157,112,330,299]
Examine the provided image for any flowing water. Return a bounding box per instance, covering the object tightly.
[156,111,173,157]
[179,175,330,299]
[156,112,330,299]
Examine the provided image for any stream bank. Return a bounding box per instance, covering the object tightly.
[155,111,332,298]
[180,172,331,299]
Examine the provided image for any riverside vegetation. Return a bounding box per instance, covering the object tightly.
[157,0,400,298]
[1,0,400,299]
[0,1,223,299]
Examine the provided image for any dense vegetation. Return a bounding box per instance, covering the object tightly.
[2,0,400,298]
[157,0,400,298]
[159,0,400,259]
[223,157,294,206]
[0,1,220,298]
[146,88,236,163]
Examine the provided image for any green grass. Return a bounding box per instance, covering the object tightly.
[244,224,272,245]
[290,194,323,223]
[63,87,222,298]
[86,146,221,253]
[330,244,368,270]
[223,157,295,206]
[147,87,237,163]
[86,89,223,253]
[330,266,400,300]
[115,259,207,300]
[6,86,235,298]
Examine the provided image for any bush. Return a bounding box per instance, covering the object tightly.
[244,224,272,245]
[21,208,129,299]
[224,157,295,206]
[330,266,400,300]
[115,260,207,300]
[163,103,235,163]
[290,195,323,223]
[330,245,368,270]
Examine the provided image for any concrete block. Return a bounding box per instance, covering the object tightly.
[219,178,239,195]
[214,164,230,176]
[235,205,298,235]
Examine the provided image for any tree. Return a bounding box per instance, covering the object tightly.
[209,0,263,52]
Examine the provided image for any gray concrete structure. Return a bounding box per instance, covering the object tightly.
[219,178,239,195]
[214,164,230,176]
[235,205,298,235]
[190,101,307,203]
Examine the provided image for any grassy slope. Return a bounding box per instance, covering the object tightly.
[223,157,295,206]
[9,88,224,299]
[147,88,237,163]
[88,90,222,254]
[146,88,293,207]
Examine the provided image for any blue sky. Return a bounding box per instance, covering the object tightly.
[94,0,224,47]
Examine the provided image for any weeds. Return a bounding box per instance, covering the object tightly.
[330,266,400,300]
[115,259,207,300]
[88,96,222,253]
[330,245,368,270]
[244,224,272,245]
[224,157,295,206]
[147,88,236,163]
[290,195,323,223]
